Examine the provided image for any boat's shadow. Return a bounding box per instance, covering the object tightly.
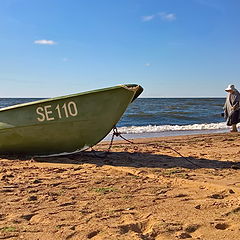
[32,150,240,170]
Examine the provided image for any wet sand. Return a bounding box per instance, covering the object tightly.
[1,132,240,240]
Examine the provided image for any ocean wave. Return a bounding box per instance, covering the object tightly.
[125,113,155,118]
[117,122,229,134]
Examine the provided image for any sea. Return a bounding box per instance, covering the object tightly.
[116,98,229,139]
[0,98,229,139]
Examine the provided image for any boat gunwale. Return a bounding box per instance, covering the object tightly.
[0,84,140,112]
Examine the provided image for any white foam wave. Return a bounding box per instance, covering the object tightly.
[117,122,229,134]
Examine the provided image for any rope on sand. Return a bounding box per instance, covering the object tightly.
[90,126,202,168]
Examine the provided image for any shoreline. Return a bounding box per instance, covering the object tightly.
[103,128,230,141]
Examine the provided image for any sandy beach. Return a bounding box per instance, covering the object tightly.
[1,132,240,240]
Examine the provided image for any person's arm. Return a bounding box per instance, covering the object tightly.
[232,93,240,111]
[232,102,239,111]
[223,99,228,119]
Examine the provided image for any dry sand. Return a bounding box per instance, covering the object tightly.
[1,132,240,240]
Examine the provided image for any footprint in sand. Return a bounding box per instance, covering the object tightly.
[175,232,192,239]
[20,213,36,221]
[184,224,200,233]
[0,214,6,221]
[87,230,100,239]
[214,222,229,230]
[223,206,240,217]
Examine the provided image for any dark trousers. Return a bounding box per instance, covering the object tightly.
[227,110,240,126]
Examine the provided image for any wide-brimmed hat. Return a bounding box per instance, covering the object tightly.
[225,84,236,92]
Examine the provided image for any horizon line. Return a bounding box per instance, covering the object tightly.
[0,96,226,98]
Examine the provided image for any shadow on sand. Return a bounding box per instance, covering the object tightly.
[27,150,240,170]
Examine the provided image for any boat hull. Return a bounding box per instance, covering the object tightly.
[0,84,143,154]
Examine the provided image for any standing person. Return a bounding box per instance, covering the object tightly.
[224,84,240,132]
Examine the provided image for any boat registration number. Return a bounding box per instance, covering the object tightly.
[36,101,78,122]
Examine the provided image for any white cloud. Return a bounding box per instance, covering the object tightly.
[145,63,151,67]
[142,12,176,23]
[159,12,176,21]
[34,39,57,45]
[142,15,155,22]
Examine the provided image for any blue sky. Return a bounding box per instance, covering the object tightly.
[0,0,240,97]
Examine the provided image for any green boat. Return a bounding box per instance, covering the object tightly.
[0,84,143,155]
